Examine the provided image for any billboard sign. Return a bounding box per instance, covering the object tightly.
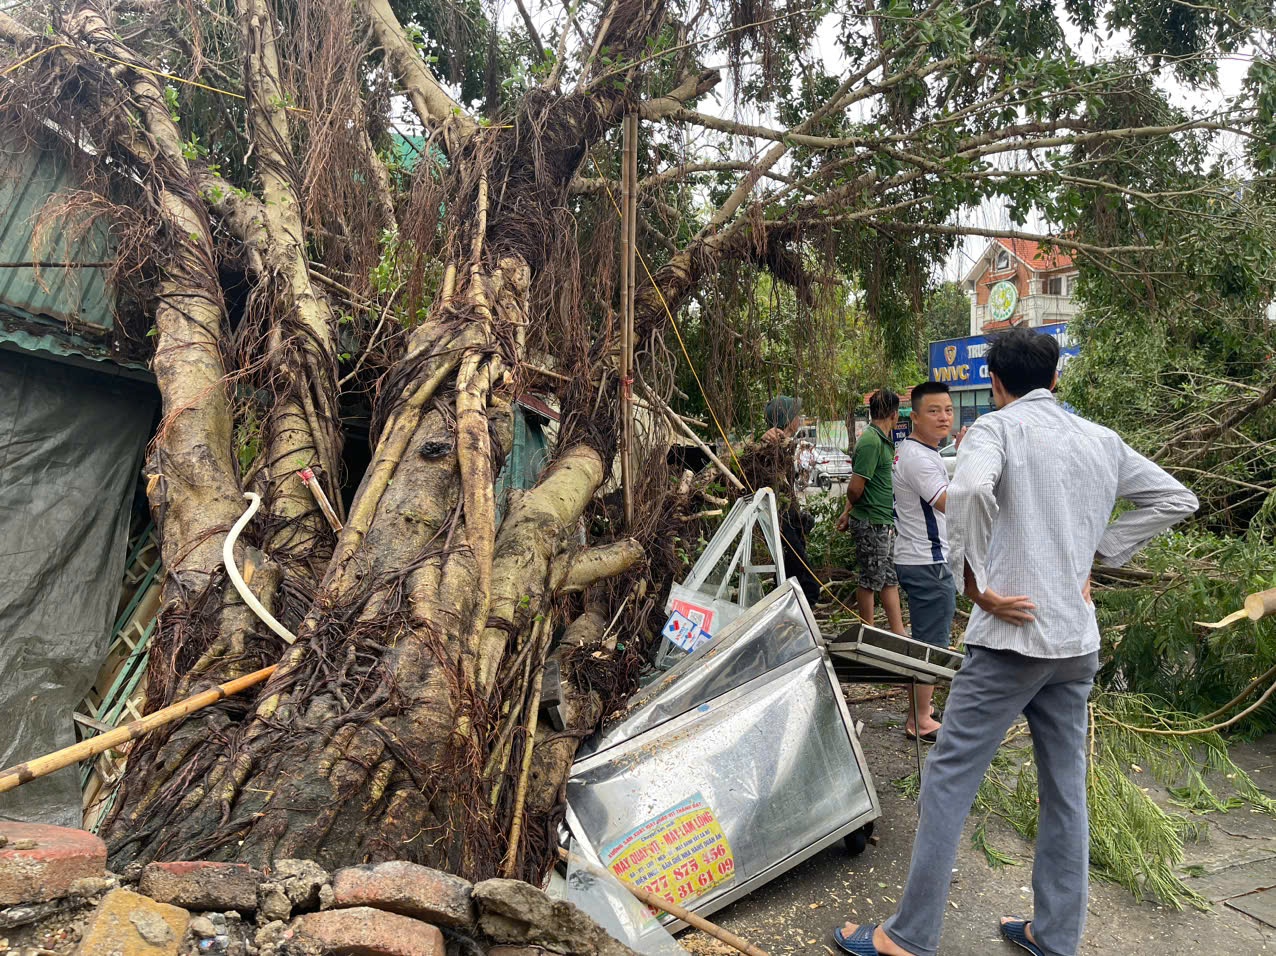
[928,323,1079,389]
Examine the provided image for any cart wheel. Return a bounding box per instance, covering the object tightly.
[844,822,874,856]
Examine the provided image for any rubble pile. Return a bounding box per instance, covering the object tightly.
[0,824,637,956]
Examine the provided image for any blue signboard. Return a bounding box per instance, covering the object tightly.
[928,323,1080,389]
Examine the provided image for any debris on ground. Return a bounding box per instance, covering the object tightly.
[0,824,642,956]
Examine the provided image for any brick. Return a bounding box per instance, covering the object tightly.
[75,888,189,956]
[332,862,475,927]
[139,861,262,912]
[287,907,445,956]
[0,823,107,906]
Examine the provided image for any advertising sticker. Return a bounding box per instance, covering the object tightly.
[602,792,736,908]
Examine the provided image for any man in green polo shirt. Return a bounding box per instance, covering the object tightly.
[837,389,906,639]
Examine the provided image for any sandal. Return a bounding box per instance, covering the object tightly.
[904,727,939,743]
[833,923,883,955]
[999,918,1044,956]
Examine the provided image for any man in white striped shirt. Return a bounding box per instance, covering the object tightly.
[834,328,1198,956]
[892,381,958,742]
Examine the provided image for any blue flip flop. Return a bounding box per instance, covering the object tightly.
[832,923,882,955]
[1000,918,1045,956]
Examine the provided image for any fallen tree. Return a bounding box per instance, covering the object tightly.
[0,0,1271,883]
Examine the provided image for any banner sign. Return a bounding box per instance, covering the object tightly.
[929,322,1079,389]
[669,597,715,639]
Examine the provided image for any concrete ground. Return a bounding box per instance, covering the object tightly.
[678,690,1276,955]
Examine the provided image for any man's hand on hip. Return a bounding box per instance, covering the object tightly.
[973,588,1036,625]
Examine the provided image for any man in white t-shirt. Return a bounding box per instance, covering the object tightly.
[892,381,958,741]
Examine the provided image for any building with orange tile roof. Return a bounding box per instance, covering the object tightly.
[960,237,1079,335]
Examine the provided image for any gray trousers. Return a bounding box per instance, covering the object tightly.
[882,645,1099,956]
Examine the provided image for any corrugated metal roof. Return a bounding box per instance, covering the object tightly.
[0,140,115,336]
[0,315,148,376]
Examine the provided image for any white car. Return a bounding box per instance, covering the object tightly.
[811,446,853,489]
[939,441,958,478]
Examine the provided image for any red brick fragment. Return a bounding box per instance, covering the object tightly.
[0,823,107,906]
[139,860,263,912]
[332,861,475,927]
[288,907,445,956]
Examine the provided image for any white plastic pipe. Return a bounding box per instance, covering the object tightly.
[223,492,297,645]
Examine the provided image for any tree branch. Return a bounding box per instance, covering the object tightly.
[239,0,345,554]
[869,221,1155,259]
[1161,380,1276,465]
[0,9,36,44]
[570,160,791,195]
[511,0,546,60]
[357,0,477,152]
[560,540,645,591]
[637,67,721,120]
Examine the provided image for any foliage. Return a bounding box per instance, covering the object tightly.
[1060,303,1276,533]
[1093,530,1276,735]
[921,282,970,350]
[969,691,1274,910]
[674,270,929,434]
[805,490,857,575]
[952,528,1276,908]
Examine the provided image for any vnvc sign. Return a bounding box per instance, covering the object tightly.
[929,323,1079,388]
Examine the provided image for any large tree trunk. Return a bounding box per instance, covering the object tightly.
[94,0,669,879]
[0,0,683,880]
[107,239,640,876]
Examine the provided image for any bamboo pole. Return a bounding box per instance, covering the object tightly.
[500,613,551,876]
[0,665,278,794]
[556,847,768,956]
[619,111,638,528]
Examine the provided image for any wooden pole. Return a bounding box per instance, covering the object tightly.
[556,847,768,956]
[500,613,552,877]
[0,665,278,794]
[620,112,638,527]
[625,111,638,514]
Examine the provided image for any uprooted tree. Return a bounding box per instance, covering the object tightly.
[0,0,1273,880]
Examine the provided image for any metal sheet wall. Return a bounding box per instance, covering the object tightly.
[0,140,116,356]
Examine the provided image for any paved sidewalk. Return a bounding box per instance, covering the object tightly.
[679,696,1276,955]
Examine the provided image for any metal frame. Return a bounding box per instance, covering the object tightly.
[826,622,964,683]
[677,487,786,606]
[656,489,787,668]
[566,648,880,933]
[591,580,824,756]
